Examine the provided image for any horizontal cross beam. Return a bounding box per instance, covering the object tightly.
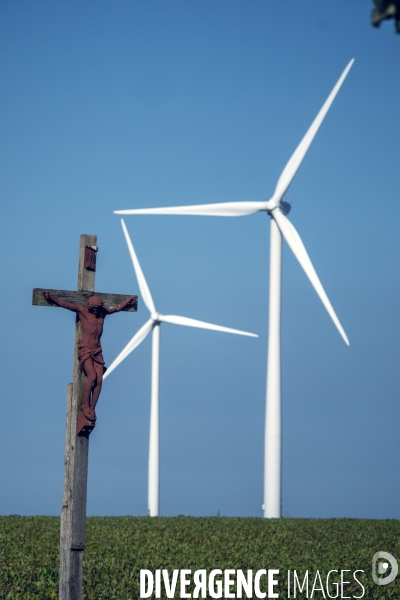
[32,288,138,312]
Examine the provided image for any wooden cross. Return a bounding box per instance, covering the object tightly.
[32,234,137,600]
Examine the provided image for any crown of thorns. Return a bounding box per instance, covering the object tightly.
[87,296,103,308]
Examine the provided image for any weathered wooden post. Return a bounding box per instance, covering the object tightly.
[60,234,95,600]
[32,235,137,600]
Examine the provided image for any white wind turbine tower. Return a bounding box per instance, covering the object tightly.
[104,219,258,517]
[114,60,354,518]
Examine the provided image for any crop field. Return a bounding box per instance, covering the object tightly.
[0,516,399,599]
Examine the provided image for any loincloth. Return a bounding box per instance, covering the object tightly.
[78,344,106,369]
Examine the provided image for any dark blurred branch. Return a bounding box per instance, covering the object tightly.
[371,0,400,33]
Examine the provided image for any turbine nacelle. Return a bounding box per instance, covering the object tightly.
[279,201,291,216]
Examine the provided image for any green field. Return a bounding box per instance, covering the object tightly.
[0,516,399,599]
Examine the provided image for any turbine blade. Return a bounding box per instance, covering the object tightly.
[121,219,156,314]
[115,201,267,217]
[273,59,354,202]
[159,314,258,337]
[272,210,349,345]
[103,318,153,379]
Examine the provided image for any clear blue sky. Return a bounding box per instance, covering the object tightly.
[0,1,399,519]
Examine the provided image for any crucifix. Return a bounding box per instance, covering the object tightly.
[32,234,138,600]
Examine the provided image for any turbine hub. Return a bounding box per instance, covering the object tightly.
[151,312,160,322]
[264,198,277,212]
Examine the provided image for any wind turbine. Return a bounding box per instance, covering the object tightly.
[113,60,353,518]
[104,219,258,516]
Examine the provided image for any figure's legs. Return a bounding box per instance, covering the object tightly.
[81,358,97,419]
[90,361,104,419]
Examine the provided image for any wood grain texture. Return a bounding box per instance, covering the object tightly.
[70,436,89,550]
[32,288,138,312]
[59,235,96,600]
[59,383,74,600]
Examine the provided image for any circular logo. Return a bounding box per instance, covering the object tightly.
[372,551,398,586]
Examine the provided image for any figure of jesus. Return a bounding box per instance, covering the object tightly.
[44,292,135,421]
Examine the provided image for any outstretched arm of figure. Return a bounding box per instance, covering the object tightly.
[105,296,136,314]
[43,291,82,312]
